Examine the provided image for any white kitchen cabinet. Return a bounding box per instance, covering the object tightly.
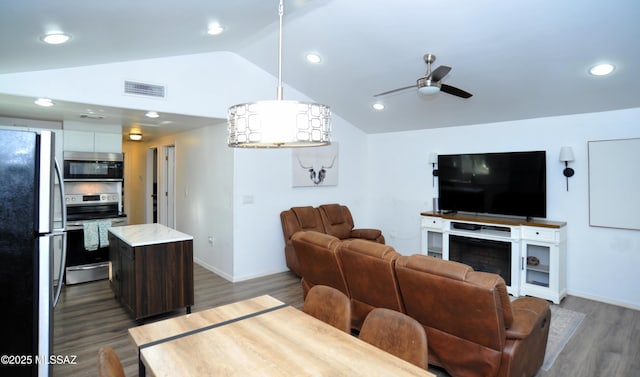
[64,130,122,153]
[520,226,567,304]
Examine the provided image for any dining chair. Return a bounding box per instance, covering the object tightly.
[359,308,428,369]
[302,285,351,333]
[98,346,126,377]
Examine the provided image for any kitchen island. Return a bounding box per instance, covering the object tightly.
[108,223,194,320]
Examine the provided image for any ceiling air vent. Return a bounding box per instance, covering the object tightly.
[124,80,166,98]
[80,113,105,120]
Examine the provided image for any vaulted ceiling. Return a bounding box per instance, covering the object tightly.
[1,0,638,137]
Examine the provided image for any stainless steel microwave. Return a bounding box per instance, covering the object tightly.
[63,151,124,181]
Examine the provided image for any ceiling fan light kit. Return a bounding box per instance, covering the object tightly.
[227,0,331,148]
[417,79,441,95]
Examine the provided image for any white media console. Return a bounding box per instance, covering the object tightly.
[421,212,567,304]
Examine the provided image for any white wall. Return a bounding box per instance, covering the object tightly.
[0,51,280,119]
[232,113,368,280]
[126,123,236,279]
[366,108,640,310]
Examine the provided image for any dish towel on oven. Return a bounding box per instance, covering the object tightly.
[83,222,99,251]
[97,220,112,249]
[83,220,112,251]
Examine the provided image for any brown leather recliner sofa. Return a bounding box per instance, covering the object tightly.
[395,254,550,377]
[280,204,384,276]
[291,230,550,377]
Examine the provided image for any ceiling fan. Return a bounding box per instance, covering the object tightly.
[374,53,473,99]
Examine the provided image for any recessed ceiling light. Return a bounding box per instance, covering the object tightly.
[41,33,71,45]
[306,53,322,64]
[34,98,54,107]
[589,63,615,76]
[207,23,224,35]
[145,111,159,118]
[372,103,385,111]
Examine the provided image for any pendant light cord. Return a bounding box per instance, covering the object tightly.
[277,0,284,100]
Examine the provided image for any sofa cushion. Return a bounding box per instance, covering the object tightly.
[292,206,322,229]
[319,204,353,240]
[338,239,404,329]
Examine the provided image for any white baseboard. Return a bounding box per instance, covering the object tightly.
[193,258,233,282]
[193,258,291,283]
[566,289,640,311]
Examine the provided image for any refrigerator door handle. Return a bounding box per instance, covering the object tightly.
[53,232,67,307]
[53,159,67,307]
[54,158,67,232]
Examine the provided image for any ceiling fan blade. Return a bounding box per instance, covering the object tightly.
[441,84,473,98]
[427,65,451,81]
[373,84,417,97]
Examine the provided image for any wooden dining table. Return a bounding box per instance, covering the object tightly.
[129,295,435,377]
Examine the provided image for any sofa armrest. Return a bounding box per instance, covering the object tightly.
[350,228,384,243]
[505,297,550,340]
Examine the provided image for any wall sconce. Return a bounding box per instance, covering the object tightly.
[559,146,575,191]
[428,153,439,187]
[129,132,142,141]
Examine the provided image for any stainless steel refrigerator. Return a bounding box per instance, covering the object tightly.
[0,129,67,377]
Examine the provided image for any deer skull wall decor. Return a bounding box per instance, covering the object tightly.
[297,155,336,185]
[291,143,339,187]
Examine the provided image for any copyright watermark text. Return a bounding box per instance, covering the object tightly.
[1,354,78,365]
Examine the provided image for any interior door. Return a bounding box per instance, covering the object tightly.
[159,145,176,228]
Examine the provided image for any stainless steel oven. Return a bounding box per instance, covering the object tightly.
[64,192,127,284]
[63,151,124,181]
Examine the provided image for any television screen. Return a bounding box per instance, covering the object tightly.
[438,151,546,218]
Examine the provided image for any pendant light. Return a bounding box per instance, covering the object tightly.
[227,0,331,148]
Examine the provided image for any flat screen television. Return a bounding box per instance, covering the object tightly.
[438,151,546,218]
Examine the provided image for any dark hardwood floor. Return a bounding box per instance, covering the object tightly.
[53,263,639,377]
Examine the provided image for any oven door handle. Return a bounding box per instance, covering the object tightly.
[67,263,109,271]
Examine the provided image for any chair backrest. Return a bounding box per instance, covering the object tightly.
[318,204,354,239]
[280,206,325,241]
[302,285,352,333]
[280,207,326,276]
[98,346,126,377]
[338,239,404,329]
[395,254,511,377]
[291,231,347,297]
[359,308,428,369]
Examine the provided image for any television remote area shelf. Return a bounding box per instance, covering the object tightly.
[420,212,567,304]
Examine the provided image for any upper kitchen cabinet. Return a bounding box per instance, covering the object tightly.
[63,121,122,153]
[63,130,122,153]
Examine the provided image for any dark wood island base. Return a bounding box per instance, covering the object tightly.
[108,223,194,320]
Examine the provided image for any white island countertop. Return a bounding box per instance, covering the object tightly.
[108,223,194,247]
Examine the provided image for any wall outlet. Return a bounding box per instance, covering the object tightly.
[208,236,214,246]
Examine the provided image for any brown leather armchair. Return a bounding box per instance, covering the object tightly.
[281,204,385,276]
[280,206,325,276]
[395,255,550,377]
[337,239,404,330]
[318,204,385,244]
[290,231,348,298]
